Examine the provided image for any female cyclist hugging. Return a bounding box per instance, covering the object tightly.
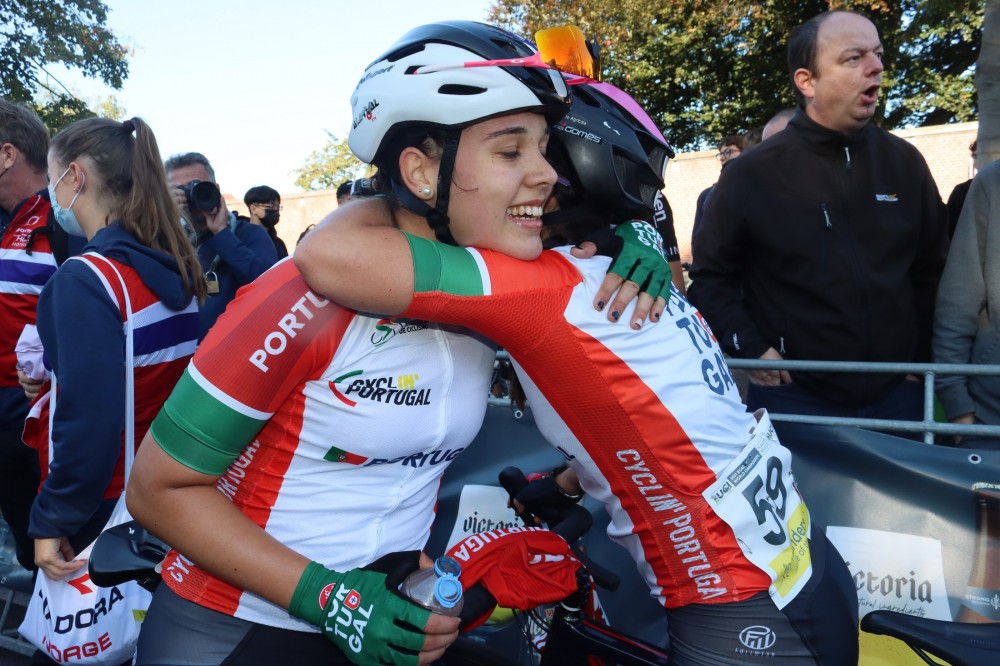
[126,21,665,666]
[295,78,861,665]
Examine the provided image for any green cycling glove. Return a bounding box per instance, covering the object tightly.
[289,558,432,666]
[605,221,672,304]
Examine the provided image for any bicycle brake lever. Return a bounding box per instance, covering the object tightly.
[550,507,620,591]
[499,470,622,592]
[498,466,539,526]
[571,547,621,592]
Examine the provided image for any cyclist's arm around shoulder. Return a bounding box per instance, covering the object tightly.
[126,429,308,609]
[295,198,415,315]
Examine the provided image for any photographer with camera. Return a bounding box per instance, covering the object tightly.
[165,152,277,339]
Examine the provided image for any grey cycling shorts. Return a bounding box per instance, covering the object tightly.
[135,584,350,666]
[666,530,859,665]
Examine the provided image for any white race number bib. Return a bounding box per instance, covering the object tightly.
[703,410,812,608]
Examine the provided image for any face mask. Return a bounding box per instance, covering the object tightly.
[48,166,86,237]
[261,209,280,226]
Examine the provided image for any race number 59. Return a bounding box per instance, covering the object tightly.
[703,412,812,608]
[742,456,788,546]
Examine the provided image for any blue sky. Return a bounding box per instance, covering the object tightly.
[49,0,494,198]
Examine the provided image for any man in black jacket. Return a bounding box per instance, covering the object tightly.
[690,10,947,421]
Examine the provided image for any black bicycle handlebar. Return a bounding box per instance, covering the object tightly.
[498,466,620,592]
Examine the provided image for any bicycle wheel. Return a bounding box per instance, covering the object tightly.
[438,635,523,666]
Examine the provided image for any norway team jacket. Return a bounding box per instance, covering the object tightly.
[690,110,947,406]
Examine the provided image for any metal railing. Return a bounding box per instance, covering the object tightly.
[726,359,1000,445]
[489,351,1000,445]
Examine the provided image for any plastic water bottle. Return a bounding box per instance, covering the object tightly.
[399,556,465,616]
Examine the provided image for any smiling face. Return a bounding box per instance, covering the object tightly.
[445,112,556,261]
[795,12,884,135]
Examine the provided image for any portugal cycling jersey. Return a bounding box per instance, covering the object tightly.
[402,236,813,610]
[151,259,494,630]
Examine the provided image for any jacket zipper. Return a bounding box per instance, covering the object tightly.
[841,142,873,380]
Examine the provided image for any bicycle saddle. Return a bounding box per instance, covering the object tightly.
[861,609,1000,666]
[88,520,169,593]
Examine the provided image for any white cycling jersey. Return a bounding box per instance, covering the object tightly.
[151,259,495,630]
[402,236,813,609]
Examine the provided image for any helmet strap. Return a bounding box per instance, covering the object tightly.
[428,130,461,246]
[387,130,462,246]
[391,177,434,216]
[390,177,458,246]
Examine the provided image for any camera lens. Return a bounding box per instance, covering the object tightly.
[185,180,221,211]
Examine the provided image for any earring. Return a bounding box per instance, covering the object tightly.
[420,187,432,197]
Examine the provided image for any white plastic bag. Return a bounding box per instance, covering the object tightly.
[19,253,150,664]
[18,497,151,664]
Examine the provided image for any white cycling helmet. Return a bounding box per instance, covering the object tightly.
[349,21,571,243]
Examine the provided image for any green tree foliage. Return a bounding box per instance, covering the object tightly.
[1,0,130,131]
[488,0,981,150]
[92,93,126,121]
[294,131,371,192]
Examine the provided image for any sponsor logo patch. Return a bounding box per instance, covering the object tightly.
[553,121,602,144]
[330,370,431,407]
[353,99,380,129]
[739,624,777,650]
[371,318,425,347]
[319,582,336,609]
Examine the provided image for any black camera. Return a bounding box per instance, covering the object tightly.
[350,177,378,198]
[181,180,221,212]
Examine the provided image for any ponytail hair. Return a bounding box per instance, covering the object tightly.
[50,117,207,303]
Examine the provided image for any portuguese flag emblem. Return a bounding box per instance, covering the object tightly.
[324,446,368,465]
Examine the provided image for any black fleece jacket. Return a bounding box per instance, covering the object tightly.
[690,109,947,406]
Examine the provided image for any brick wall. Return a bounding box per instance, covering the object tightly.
[231,121,978,258]
[225,188,343,252]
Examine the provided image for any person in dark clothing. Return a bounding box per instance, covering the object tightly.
[945,139,976,240]
[165,153,278,339]
[690,134,743,266]
[651,191,687,296]
[244,184,288,260]
[689,10,947,422]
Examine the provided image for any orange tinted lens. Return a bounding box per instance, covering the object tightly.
[535,25,596,80]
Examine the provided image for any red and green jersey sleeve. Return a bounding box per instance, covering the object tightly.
[151,260,356,475]
[402,233,581,355]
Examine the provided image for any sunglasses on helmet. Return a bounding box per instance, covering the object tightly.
[413,24,601,87]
